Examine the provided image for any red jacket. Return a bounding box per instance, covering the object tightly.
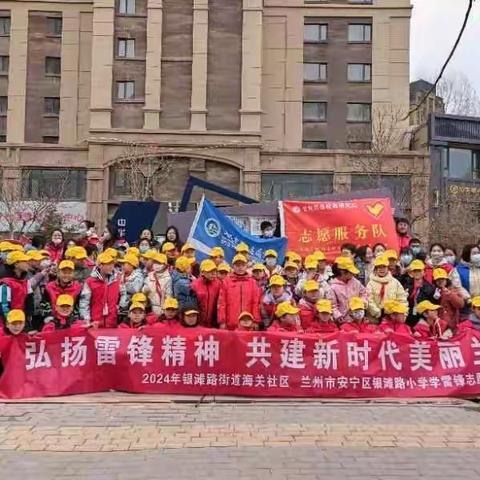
[191,277,221,328]
[45,242,65,264]
[379,317,412,336]
[217,274,261,330]
[298,298,317,330]
[341,322,377,333]
[44,280,82,318]
[423,262,453,284]
[414,318,449,339]
[306,321,338,334]
[42,316,86,333]
[150,316,180,328]
[0,276,29,312]
[397,233,411,251]
[439,287,464,327]
[268,320,303,333]
[80,270,120,328]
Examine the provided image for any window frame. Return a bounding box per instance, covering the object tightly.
[261,173,334,201]
[0,17,11,36]
[42,136,59,144]
[347,103,372,123]
[446,147,480,181]
[304,23,328,43]
[303,101,327,122]
[303,62,328,83]
[117,38,136,58]
[0,55,8,75]
[47,17,62,36]
[116,81,135,100]
[347,63,371,83]
[118,0,136,15]
[0,96,8,116]
[44,97,61,116]
[302,140,328,150]
[45,56,61,76]
[348,23,372,43]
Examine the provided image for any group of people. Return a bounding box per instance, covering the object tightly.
[1,217,480,341]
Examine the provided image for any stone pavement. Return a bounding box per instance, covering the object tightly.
[1,396,480,479]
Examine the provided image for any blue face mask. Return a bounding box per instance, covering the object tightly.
[400,254,413,266]
[139,245,149,254]
[411,246,421,255]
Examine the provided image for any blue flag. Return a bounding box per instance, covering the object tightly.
[188,197,287,264]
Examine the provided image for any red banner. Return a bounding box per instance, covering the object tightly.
[281,198,399,260]
[2,327,480,399]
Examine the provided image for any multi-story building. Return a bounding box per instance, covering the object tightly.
[0,0,428,232]
[410,79,445,127]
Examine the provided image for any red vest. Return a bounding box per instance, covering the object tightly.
[85,275,120,328]
[0,277,29,310]
[46,280,82,317]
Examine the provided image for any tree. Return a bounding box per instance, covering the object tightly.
[0,169,69,237]
[436,71,480,117]
[116,143,174,201]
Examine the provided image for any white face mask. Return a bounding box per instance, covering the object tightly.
[351,310,365,321]
[265,258,277,267]
[52,238,62,245]
[263,229,274,238]
[471,254,480,266]
[153,264,166,273]
[40,259,51,269]
[445,255,456,265]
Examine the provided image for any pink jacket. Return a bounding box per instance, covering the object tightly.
[329,277,368,322]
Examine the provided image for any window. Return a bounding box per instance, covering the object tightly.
[45,57,61,76]
[0,56,8,74]
[348,24,372,42]
[118,38,135,58]
[304,63,327,82]
[0,17,11,35]
[348,63,371,82]
[0,97,7,115]
[117,81,135,100]
[302,140,327,149]
[303,102,327,122]
[348,0,372,3]
[42,136,59,144]
[44,97,60,116]
[446,148,480,181]
[47,17,62,36]
[0,135,5,143]
[109,166,133,197]
[22,169,86,201]
[118,0,136,14]
[262,173,333,201]
[304,24,328,43]
[347,103,371,122]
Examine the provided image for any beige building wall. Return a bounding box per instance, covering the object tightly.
[0,0,427,238]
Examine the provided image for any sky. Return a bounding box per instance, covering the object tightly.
[410,0,480,91]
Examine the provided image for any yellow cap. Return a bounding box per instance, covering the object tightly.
[316,299,333,314]
[305,254,317,265]
[433,268,448,281]
[304,279,320,292]
[235,242,250,253]
[184,309,199,316]
[38,249,50,257]
[269,274,286,287]
[284,261,299,270]
[175,256,192,273]
[181,242,195,254]
[162,242,176,253]
[314,250,326,261]
[385,249,398,260]
[416,300,441,314]
[126,247,140,257]
[408,259,425,271]
[289,252,302,263]
[103,248,119,259]
[304,260,318,270]
[472,297,480,308]
[232,254,248,264]
[132,292,147,303]
[238,311,254,321]
[200,259,217,273]
[97,252,116,265]
[58,260,75,271]
[57,294,74,307]
[129,302,146,312]
[153,253,167,264]
[335,257,360,275]
[141,249,157,260]
[0,242,23,253]
[374,255,390,268]
[275,301,299,317]
[384,300,408,315]
[187,257,196,265]
[252,263,265,272]
[65,246,87,260]
[349,296,365,311]
[6,251,30,265]
[119,253,140,268]
[6,309,26,323]
[210,246,225,258]
[218,262,231,273]
[26,250,45,261]
[264,249,278,258]
[164,297,179,310]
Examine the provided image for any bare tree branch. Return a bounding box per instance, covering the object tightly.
[436,71,480,117]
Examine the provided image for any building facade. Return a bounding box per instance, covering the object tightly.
[0,0,428,232]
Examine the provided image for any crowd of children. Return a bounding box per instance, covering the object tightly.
[2,218,480,342]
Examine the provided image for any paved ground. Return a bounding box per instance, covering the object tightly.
[2,395,480,479]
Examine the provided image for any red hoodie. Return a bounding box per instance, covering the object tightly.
[191,277,221,328]
[45,242,65,264]
[217,274,261,330]
[379,317,412,336]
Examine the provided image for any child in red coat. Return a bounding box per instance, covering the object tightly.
[379,300,412,336]
[341,297,377,333]
[268,302,303,333]
[236,312,257,332]
[414,300,451,339]
[42,294,87,333]
[306,299,338,334]
[152,297,181,327]
[119,302,147,329]
[298,280,322,331]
